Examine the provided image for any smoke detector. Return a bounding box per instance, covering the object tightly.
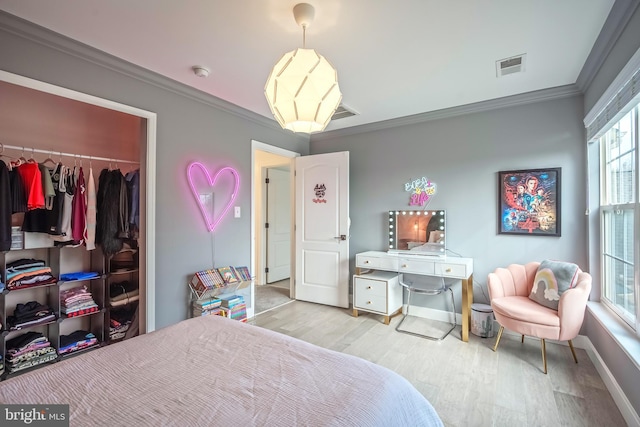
[192,65,210,78]
[496,54,526,77]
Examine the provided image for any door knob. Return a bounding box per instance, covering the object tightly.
[335,235,347,241]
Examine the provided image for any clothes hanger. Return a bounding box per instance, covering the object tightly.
[27,147,37,163]
[42,150,57,167]
[0,143,19,162]
[17,147,28,165]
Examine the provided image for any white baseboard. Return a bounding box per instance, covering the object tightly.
[583,338,640,427]
[405,305,640,425]
[403,304,462,325]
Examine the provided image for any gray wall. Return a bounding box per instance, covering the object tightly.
[0,12,308,329]
[311,95,587,310]
[582,3,640,416]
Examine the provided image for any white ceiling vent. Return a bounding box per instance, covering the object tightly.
[496,54,526,77]
[331,104,358,120]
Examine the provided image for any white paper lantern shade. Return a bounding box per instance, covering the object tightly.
[265,48,342,134]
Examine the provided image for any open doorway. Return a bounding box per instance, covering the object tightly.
[251,141,298,315]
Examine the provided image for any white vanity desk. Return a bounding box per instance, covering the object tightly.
[353,251,474,342]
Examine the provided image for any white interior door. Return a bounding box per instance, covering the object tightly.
[266,167,291,283]
[295,151,349,308]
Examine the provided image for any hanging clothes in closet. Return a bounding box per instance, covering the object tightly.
[1,148,138,254]
[96,168,138,256]
[0,160,11,251]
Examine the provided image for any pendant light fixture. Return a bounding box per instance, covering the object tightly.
[264,3,342,134]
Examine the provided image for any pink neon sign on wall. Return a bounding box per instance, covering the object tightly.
[187,162,240,232]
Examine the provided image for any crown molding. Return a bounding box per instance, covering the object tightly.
[576,0,640,92]
[311,85,582,142]
[0,11,309,143]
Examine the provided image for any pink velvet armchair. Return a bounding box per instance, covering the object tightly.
[487,262,592,374]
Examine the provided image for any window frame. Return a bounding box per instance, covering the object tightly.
[598,106,640,334]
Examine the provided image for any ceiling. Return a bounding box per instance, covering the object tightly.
[0,1,616,134]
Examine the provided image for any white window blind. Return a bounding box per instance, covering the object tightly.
[585,47,640,142]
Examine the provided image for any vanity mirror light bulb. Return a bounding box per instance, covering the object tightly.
[389,231,393,235]
[439,226,444,230]
[395,211,400,214]
[402,211,406,215]
[409,212,414,215]
[389,238,393,242]
[389,218,393,222]
[439,211,444,215]
[416,212,421,215]
[389,244,393,248]
[390,225,393,228]
[440,219,444,222]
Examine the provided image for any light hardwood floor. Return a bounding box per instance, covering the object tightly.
[252,301,627,427]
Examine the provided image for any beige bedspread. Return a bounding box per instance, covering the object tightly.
[0,315,442,426]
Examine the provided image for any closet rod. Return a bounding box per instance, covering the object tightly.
[0,143,139,165]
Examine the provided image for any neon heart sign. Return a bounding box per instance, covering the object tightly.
[187,162,240,232]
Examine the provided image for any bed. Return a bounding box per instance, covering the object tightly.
[0,315,443,426]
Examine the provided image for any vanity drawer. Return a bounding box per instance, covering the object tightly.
[356,254,398,270]
[435,262,468,278]
[354,276,387,298]
[397,258,435,275]
[354,292,386,313]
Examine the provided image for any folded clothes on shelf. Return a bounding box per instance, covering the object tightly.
[5,331,57,373]
[59,271,100,281]
[5,259,56,290]
[60,286,99,317]
[59,330,98,355]
[7,301,56,330]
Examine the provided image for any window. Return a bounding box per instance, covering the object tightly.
[599,107,639,329]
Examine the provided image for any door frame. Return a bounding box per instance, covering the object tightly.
[265,166,292,284]
[251,140,299,304]
[0,69,157,333]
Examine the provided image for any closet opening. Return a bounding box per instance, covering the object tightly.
[0,70,156,350]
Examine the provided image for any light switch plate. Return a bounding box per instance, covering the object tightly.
[234,206,241,218]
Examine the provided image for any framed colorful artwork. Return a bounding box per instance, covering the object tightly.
[498,168,561,236]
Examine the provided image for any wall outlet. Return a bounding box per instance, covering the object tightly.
[234,206,241,218]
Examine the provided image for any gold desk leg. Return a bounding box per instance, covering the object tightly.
[461,274,473,342]
[384,316,390,325]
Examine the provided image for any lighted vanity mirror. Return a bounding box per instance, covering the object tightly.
[388,210,445,254]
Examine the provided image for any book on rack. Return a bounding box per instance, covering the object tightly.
[217,266,239,284]
[190,269,225,298]
[220,302,247,322]
[192,306,222,317]
[234,266,251,281]
[193,298,221,309]
[220,295,243,308]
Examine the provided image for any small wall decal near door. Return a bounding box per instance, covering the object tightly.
[313,183,327,203]
[405,176,436,206]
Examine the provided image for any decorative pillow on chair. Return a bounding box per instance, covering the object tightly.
[529,259,579,310]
